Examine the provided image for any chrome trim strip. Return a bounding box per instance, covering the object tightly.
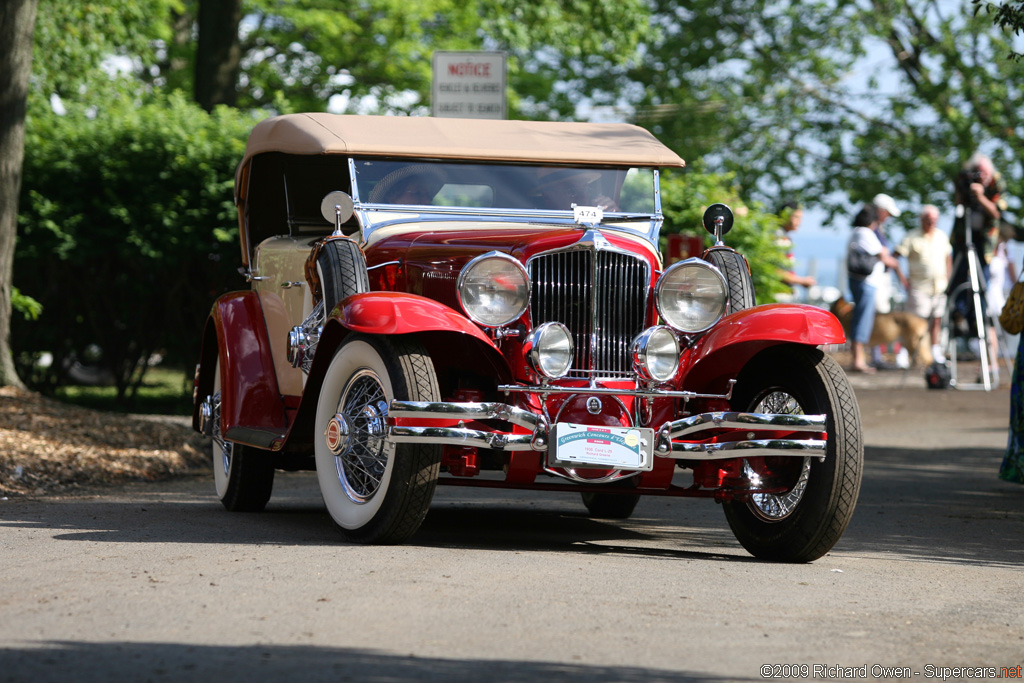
[362,204,647,221]
[660,439,827,460]
[543,467,640,484]
[653,169,662,216]
[348,157,361,203]
[388,400,541,430]
[357,211,660,244]
[389,427,824,460]
[498,380,735,401]
[389,426,536,451]
[667,411,826,438]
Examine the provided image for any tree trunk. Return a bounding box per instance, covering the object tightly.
[194,0,243,111]
[0,0,38,390]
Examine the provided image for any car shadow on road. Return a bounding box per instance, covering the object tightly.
[0,641,757,683]
[413,501,752,563]
[0,488,752,564]
[2,446,1021,567]
[0,470,753,562]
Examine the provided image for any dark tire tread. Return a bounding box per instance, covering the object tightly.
[318,239,369,315]
[219,444,275,513]
[581,477,642,519]
[723,346,863,562]
[581,491,642,519]
[706,248,755,312]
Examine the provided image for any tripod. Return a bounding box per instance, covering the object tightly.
[945,203,997,391]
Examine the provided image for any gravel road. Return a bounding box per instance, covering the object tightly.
[1,379,1022,682]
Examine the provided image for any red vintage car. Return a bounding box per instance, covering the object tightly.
[193,113,862,562]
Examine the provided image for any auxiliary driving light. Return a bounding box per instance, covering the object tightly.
[524,322,573,379]
[632,326,680,382]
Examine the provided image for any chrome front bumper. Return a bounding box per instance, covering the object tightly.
[657,411,827,460]
[387,401,827,462]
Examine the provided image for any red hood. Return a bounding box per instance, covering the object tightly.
[364,224,661,311]
[366,224,659,268]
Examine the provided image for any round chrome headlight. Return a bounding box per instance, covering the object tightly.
[524,322,574,379]
[457,251,530,327]
[632,326,680,383]
[655,258,728,333]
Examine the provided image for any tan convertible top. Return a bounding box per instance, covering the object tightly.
[237,113,685,192]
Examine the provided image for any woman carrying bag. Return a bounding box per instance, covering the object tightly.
[846,204,907,373]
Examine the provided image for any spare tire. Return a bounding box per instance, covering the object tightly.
[317,238,370,314]
[706,247,755,313]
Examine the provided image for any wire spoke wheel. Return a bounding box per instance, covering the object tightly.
[747,390,811,522]
[315,334,442,544]
[334,370,390,502]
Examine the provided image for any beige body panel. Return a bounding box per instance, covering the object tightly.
[251,236,317,397]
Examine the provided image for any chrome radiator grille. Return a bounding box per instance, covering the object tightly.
[528,247,650,377]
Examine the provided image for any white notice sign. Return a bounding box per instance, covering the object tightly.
[432,51,506,119]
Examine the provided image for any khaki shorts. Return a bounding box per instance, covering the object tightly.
[906,290,946,319]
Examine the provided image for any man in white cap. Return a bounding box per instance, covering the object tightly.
[873,193,902,225]
[871,193,904,366]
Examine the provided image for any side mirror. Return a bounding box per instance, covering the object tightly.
[320,191,355,235]
[701,203,734,245]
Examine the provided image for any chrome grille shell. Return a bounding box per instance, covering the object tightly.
[526,231,651,379]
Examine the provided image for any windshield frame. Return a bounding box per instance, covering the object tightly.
[348,158,666,244]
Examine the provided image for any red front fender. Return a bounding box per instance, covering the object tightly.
[329,291,499,348]
[679,304,846,391]
[703,303,845,349]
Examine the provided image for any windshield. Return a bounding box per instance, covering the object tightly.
[352,160,658,214]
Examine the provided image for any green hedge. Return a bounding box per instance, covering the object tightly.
[14,94,258,406]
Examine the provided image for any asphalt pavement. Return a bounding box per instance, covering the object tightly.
[0,369,1022,682]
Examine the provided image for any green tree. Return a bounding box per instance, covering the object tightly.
[975,0,1024,59]
[660,169,790,303]
[0,0,40,389]
[234,0,648,117]
[194,0,243,110]
[631,0,1022,222]
[31,0,176,109]
[38,0,649,119]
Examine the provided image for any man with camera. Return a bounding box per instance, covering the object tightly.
[952,152,1005,258]
[949,153,1008,323]
[948,152,1011,385]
